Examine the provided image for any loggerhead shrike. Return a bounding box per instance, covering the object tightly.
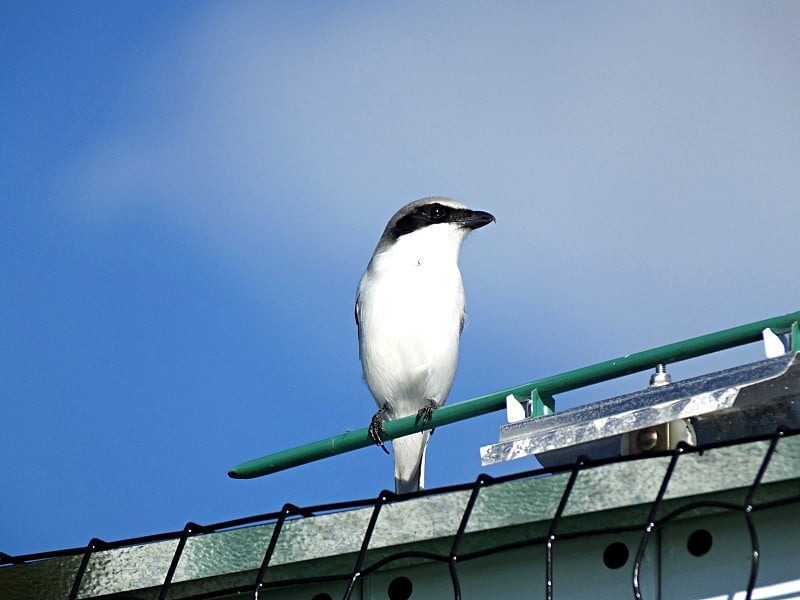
[355,197,494,494]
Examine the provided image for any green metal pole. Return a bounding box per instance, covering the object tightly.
[228,310,800,479]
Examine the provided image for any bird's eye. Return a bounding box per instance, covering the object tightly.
[429,205,446,221]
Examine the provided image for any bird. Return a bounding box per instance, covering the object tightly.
[355,197,494,494]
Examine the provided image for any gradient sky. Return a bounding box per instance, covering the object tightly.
[2,2,799,557]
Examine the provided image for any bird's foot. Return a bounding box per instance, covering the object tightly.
[369,405,390,455]
[415,398,438,430]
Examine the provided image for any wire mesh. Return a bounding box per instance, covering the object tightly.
[2,427,798,600]
[545,457,586,600]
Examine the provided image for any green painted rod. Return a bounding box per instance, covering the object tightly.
[228,310,800,479]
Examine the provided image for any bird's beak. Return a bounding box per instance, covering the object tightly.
[461,209,495,230]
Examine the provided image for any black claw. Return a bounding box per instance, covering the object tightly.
[369,405,390,455]
[415,398,438,429]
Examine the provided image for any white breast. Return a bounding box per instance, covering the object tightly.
[357,223,468,417]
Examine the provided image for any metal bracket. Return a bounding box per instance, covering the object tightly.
[505,389,555,423]
[481,353,800,468]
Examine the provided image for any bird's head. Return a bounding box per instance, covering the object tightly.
[374,197,495,259]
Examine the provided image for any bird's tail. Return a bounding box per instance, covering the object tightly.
[392,431,430,494]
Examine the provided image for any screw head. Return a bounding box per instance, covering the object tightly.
[637,428,659,452]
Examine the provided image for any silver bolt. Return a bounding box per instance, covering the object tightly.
[649,363,672,387]
[637,428,659,452]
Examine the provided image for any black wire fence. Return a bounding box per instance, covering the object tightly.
[2,426,798,600]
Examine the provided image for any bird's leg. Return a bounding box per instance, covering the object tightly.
[369,404,390,454]
[415,398,438,430]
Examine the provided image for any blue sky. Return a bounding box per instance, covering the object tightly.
[2,2,799,557]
